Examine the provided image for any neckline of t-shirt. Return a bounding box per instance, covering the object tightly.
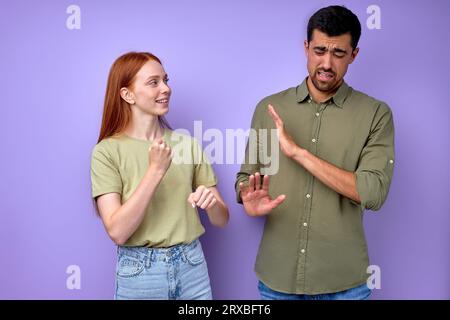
[122,128,170,143]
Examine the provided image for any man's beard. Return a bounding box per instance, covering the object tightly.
[310,69,341,92]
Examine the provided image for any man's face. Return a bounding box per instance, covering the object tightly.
[305,29,359,94]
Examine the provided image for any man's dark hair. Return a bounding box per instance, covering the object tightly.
[307,5,361,50]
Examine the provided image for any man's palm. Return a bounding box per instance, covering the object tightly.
[239,173,285,216]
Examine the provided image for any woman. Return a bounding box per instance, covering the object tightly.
[90,52,229,300]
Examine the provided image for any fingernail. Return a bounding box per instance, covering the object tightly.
[191,203,196,208]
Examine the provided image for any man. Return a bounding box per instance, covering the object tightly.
[235,5,395,300]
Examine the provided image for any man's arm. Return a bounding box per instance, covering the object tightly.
[293,148,361,203]
[268,103,395,210]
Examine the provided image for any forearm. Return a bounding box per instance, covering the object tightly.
[293,147,361,203]
[108,167,165,244]
[205,199,229,228]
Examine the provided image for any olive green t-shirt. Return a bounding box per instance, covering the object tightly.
[91,129,217,248]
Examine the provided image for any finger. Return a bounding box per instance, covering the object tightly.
[248,175,255,192]
[270,194,286,209]
[187,193,196,208]
[196,188,211,207]
[268,104,283,128]
[200,193,215,209]
[239,182,249,197]
[192,185,205,202]
[206,197,217,210]
[254,172,261,190]
[150,139,160,150]
[160,139,169,148]
[262,175,270,191]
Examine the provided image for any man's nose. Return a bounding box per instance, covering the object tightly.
[321,52,332,70]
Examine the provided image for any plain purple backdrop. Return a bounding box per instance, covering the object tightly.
[0,0,449,299]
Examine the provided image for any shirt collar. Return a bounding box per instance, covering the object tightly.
[296,77,310,103]
[296,77,350,108]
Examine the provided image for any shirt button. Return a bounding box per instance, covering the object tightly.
[389,159,394,164]
[301,249,306,253]
[308,99,312,103]
[306,194,311,199]
[312,138,316,143]
[315,112,320,117]
[303,222,308,227]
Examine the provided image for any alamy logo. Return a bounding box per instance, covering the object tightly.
[366,265,381,289]
[367,5,381,30]
[64,5,380,31]
[66,5,81,30]
[171,121,280,175]
[66,265,81,290]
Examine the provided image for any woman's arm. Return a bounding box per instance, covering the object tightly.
[96,139,172,245]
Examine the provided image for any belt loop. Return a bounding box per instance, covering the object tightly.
[145,249,152,269]
[180,243,187,263]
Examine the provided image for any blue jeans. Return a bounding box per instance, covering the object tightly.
[258,281,371,300]
[115,239,212,300]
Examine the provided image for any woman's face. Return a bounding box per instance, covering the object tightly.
[128,59,171,116]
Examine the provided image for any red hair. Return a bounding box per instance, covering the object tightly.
[97,52,171,143]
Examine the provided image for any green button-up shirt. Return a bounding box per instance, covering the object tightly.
[235,78,395,294]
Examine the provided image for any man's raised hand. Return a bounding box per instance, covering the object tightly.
[239,172,286,216]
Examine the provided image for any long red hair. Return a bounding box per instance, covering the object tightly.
[97,52,171,143]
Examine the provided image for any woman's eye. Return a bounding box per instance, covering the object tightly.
[164,78,169,83]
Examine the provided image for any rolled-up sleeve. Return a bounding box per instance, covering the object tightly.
[354,103,395,211]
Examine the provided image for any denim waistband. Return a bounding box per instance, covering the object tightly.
[117,239,200,263]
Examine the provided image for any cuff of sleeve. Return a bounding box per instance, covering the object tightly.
[195,179,218,189]
[92,187,122,199]
[352,171,369,211]
[235,176,249,204]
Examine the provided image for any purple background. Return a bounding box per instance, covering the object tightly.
[1,0,449,299]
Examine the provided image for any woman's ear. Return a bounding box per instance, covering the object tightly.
[120,87,135,104]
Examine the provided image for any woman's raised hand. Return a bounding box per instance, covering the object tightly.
[148,139,172,174]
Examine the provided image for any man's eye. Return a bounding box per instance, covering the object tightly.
[314,50,325,55]
[334,52,345,58]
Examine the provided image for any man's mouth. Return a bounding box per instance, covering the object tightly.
[317,70,334,81]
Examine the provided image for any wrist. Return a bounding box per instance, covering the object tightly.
[147,166,166,179]
[292,146,308,164]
